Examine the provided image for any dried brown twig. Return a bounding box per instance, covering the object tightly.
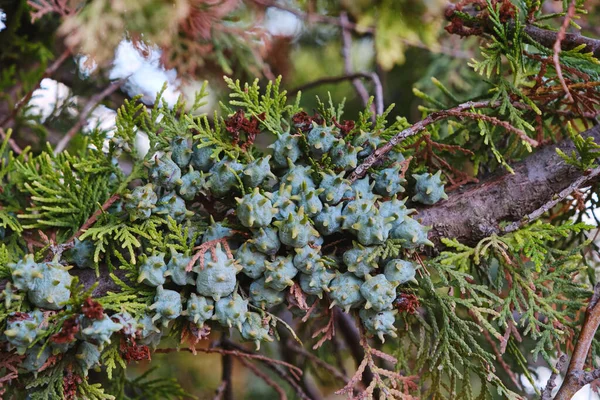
[155,346,303,377]
[0,48,72,131]
[238,357,288,400]
[349,100,536,182]
[311,305,335,350]
[55,78,127,153]
[335,330,418,399]
[552,0,577,104]
[186,237,236,272]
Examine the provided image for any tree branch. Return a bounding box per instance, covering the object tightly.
[349,100,522,182]
[220,334,234,400]
[54,79,126,153]
[340,12,379,120]
[0,48,72,130]
[554,284,600,400]
[334,308,375,390]
[445,3,600,59]
[419,123,600,246]
[289,73,375,96]
[541,354,567,400]
[2,113,597,297]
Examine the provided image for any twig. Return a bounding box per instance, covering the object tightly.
[554,284,600,400]
[503,165,600,233]
[335,329,418,399]
[186,237,234,272]
[221,338,312,400]
[540,354,567,400]
[250,0,373,33]
[524,23,600,58]
[287,343,349,384]
[553,0,577,104]
[221,334,234,400]
[478,314,523,390]
[212,381,227,400]
[349,100,511,181]
[238,357,288,400]
[445,109,537,146]
[370,72,384,116]
[340,12,377,121]
[334,309,374,390]
[154,346,303,377]
[0,48,72,129]
[446,4,600,59]
[289,73,377,96]
[68,194,121,243]
[55,78,126,153]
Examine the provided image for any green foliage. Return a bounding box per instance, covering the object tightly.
[502,221,592,269]
[26,361,65,400]
[556,122,600,170]
[12,145,115,239]
[122,367,192,400]
[101,341,126,380]
[408,273,516,400]
[222,76,301,135]
[470,1,525,81]
[434,221,591,371]
[98,273,155,316]
[5,0,600,398]
[79,214,154,265]
[143,83,210,149]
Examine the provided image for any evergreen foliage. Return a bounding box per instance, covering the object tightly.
[1,0,600,399]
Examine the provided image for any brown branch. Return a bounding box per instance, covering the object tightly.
[445,109,537,146]
[524,24,600,60]
[287,343,349,384]
[340,12,378,121]
[212,381,227,400]
[445,3,600,59]
[155,346,303,377]
[220,338,313,400]
[349,100,498,181]
[541,354,567,400]
[289,73,377,97]
[554,284,600,400]
[552,1,577,104]
[503,165,600,233]
[68,194,121,243]
[420,123,600,246]
[220,334,234,400]
[334,308,374,390]
[238,357,288,400]
[54,79,126,153]
[250,0,372,33]
[0,48,72,129]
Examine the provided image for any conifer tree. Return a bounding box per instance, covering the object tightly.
[1,1,600,399]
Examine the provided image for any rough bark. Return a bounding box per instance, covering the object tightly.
[419,124,600,246]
